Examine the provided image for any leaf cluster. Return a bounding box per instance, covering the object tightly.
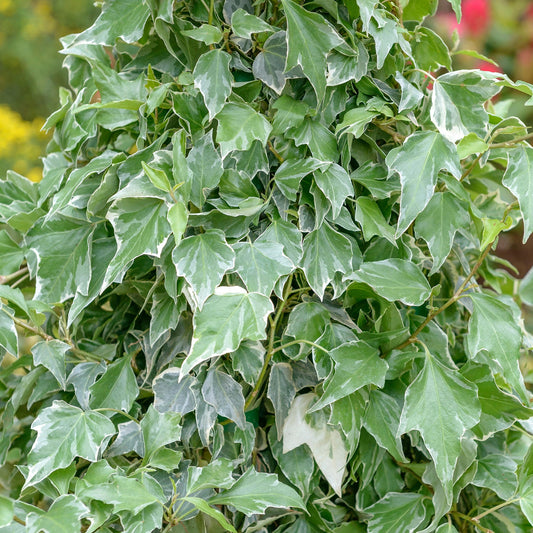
[2,0,533,531]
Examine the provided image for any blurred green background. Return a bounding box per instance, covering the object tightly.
[0,0,97,181]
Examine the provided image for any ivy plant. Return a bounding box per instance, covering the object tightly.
[3,0,533,531]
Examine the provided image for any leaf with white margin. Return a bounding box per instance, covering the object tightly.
[345,258,431,306]
[153,368,200,415]
[281,0,344,101]
[233,241,293,296]
[31,340,70,389]
[25,400,115,487]
[309,341,387,412]
[209,468,305,515]
[466,292,527,401]
[430,70,501,142]
[386,131,461,236]
[302,222,355,299]
[283,393,348,496]
[26,495,89,533]
[104,198,170,285]
[313,163,353,219]
[365,492,426,533]
[231,9,275,39]
[172,229,235,308]
[398,349,480,498]
[257,217,303,265]
[415,192,470,274]
[193,49,233,120]
[182,287,273,375]
[503,145,533,242]
[216,102,272,158]
[0,304,18,356]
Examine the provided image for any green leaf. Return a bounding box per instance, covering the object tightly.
[336,108,379,139]
[181,497,237,533]
[309,341,387,412]
[209,468,306,515]
[302,222,356,299]
[141,161,172,193]
[193,49,233,120]
[354,197,396,246]
[445,0,461,21]
[216,102,272,158]
[431,71,500,142]
[182,24,223,45]
[182,287,273,375]
[346,258,431,306]
[403,0,438,21]
[456,132,489,159]
[467,292,527,400]
[282,0,344,101]
[472,454,517,500]
[187,458,236,493]
[257,217,303,265]
[480,216,513,251]
[26,401,115,486]
[31,340,70,390]
[366,492,426,533]
[231,340,265,385]
[89,354,139,412]
[0,496,13,527]
[398,350,480,496]
[187,131,224,208]
[386,131,461,236]
[172,229,235,307]
[314,163,354,219]
[412,27,451,71]
[233,241,293,296]
[267,363,297,436]
[415,193,470,273]
[283,393,348,496]
[153,368,199,416]
[363,390,408,463]
[252,31,288,94]
[503,145,533,242]
[104,198,171,285]
[26,495,88,533]
[26,218,93,303]
[285,301,331,357]
[202,368,246,429]
[274,157,325,201]
[167,201,188,246]
[0,230,24,276]
[141,404,181,460]
[231,9,275,39]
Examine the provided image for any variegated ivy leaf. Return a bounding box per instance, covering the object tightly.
[31,340,70,390]
[172,229,235,308]
[398,349,481,498]
[26,495,89,533]
[25,401,115,487]
[365,492,426,533]
[385,131,461,236]
[281,0,344,101]
[182,287,273,375]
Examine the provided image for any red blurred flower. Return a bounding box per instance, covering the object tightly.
[475,60,502,73]
[461,0,491,36]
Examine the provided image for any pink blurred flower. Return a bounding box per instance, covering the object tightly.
[461,0,491,36]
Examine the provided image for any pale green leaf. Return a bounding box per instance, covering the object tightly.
[233,241,293,296]
[153,368,199,416]
[268,363,297,436]
[252,31,288,94]
[457,132,489,159]
[193,49,233,120]
[209,468,306,515]
[314,163,353,219]
[310,341,387,412]
[167,201,188,247]
[282,0,344,101]
[385,131,461,236]
[412,27,451,71]
[472,454,517,500]
[354,197,396,246]
[181,497,237,533]
[141,161,171,193]
[182,24,223,45]
[0,305,18,356]
[274,157,325,201]
[346,258,431,306]
[283,393,348,496]
[104,198,170,285]
[0,496,13,527]
[26,495,88,533]
[231,9,275,39]
[216,102,272,158]
[26,401,115,486]
[302,222,355,299]
[398,350,480,496]
[31,340,70,390]
[336,108,379,138]
[0,230,25,276]
[366,492,426,533]
[182,287,273,375]
[89,354,139,412]
[141,404,181,459]
[172,229,235,307]
[467,292,527,400]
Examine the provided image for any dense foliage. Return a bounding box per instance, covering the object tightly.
[3,0,533,531]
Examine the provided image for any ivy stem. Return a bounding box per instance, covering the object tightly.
[489,132,533,149]
[392,242,492,352]
[452,512,494,533]
[7,312,54,342]
[244,275,293,410]
[375,123,406,143]
[460,152,483,181]
[0,266,28,285]
[472,498,521,521]
[270,339,324,355]
[268,140,284,162]
[93,408,139,423]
